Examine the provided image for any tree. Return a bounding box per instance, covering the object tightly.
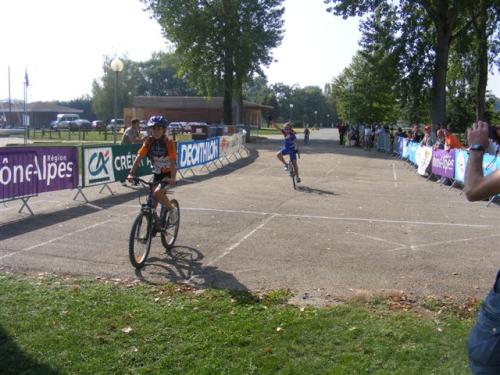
[91,52,196,121]
[91,56,141,121]
[325,0,471,130]
[466,0,500,121]
[142,0,285,125]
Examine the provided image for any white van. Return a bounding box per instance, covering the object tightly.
[51,114,81,129]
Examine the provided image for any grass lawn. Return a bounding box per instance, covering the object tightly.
[0,273,475,374]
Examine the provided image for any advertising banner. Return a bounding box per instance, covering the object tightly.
[82,144,151,187]
[402,139,409,159]
[432,149,455,178]
[220,133,243,157]
[177,137,220,169]
[394,137,403,155]
[416,145,433,175]
[407,142,418,164]
[482,153,499,177]
[0,146,78,200]
[454,149,468,183]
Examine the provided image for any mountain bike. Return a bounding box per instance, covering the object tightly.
[128,177,180,268]
[287,150,300,190]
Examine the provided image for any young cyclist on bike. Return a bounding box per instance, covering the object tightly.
[273,121,301,183]
[127,115,177,220]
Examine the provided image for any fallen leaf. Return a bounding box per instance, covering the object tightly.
[121,327,133,334]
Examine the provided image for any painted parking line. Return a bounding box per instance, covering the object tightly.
[206,214,278,266]
[0,218,114,261]
[182,207,489,228]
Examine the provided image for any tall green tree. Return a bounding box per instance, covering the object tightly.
[91,56,142,122]
[325,0,471,130]
[466,0,500,121]
[142,0,285,124]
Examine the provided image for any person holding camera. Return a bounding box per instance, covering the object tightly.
[465,121,500,374]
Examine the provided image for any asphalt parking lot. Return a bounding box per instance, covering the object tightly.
[1,129,499,305]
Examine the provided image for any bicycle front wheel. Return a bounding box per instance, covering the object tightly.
[161,199,180,249]
[129,212,153,268]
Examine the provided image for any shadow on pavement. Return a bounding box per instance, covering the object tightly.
[0,324,59,374]
[0,148,259,241]
[296,185,337,196]
[134,245,248,291]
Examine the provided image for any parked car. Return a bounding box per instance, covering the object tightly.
[106,118,125,131]
[182,122,192,133]
[92,120,106,130]
[72,119,92,130]
[167,122,186,134]
[51,113,81,130]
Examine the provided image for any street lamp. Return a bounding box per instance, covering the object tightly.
[314,110,318,127]
[327,114,330,128]
[110,57,124,144]
[289,103,294,121]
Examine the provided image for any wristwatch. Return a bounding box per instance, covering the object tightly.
[469,144,485,152]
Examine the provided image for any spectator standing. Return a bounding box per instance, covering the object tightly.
[303,127,310,145]
[420,125,434,147]
[433,129,446,150]
[121,118,142,145]
[339,123,347,145]
[443,128,462,151]
[464,121,500,374]
[364,125,373,150]
[408,124,422,143]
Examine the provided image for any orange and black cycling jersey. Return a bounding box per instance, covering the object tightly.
[138,135,176,174]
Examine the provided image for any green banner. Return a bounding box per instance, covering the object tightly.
[82,144,152,187]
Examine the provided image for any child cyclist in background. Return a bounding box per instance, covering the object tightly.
[273,121,301,183]
[127,115,177,219]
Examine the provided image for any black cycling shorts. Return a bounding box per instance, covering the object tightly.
[153,172,171,189]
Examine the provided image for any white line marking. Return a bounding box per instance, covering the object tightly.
[348,231,405,246]
[392,163,398,188]
[409,233,500,251]
[182,207,488,228]
[0,219,114,261]
[207,214,277,266]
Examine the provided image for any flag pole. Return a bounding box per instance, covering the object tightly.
[8,66,12,123]
[24,67,28,145]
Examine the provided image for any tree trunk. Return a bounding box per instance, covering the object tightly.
[475,0,488,121]
[222,59,234,125]
[234,74,244,125]
[430,20,452,131]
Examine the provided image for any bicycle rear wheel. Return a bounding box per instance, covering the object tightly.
[129,212,153,268]
[161,199,180,249]
[289,162,296,190]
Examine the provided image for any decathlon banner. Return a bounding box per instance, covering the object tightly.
[432,149,455,178]
[82,144,151,187]
[0,146,78,200]
[416,145,433,176]
[177,137,220,169]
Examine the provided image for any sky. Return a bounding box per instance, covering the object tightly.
[1,0,499,103]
